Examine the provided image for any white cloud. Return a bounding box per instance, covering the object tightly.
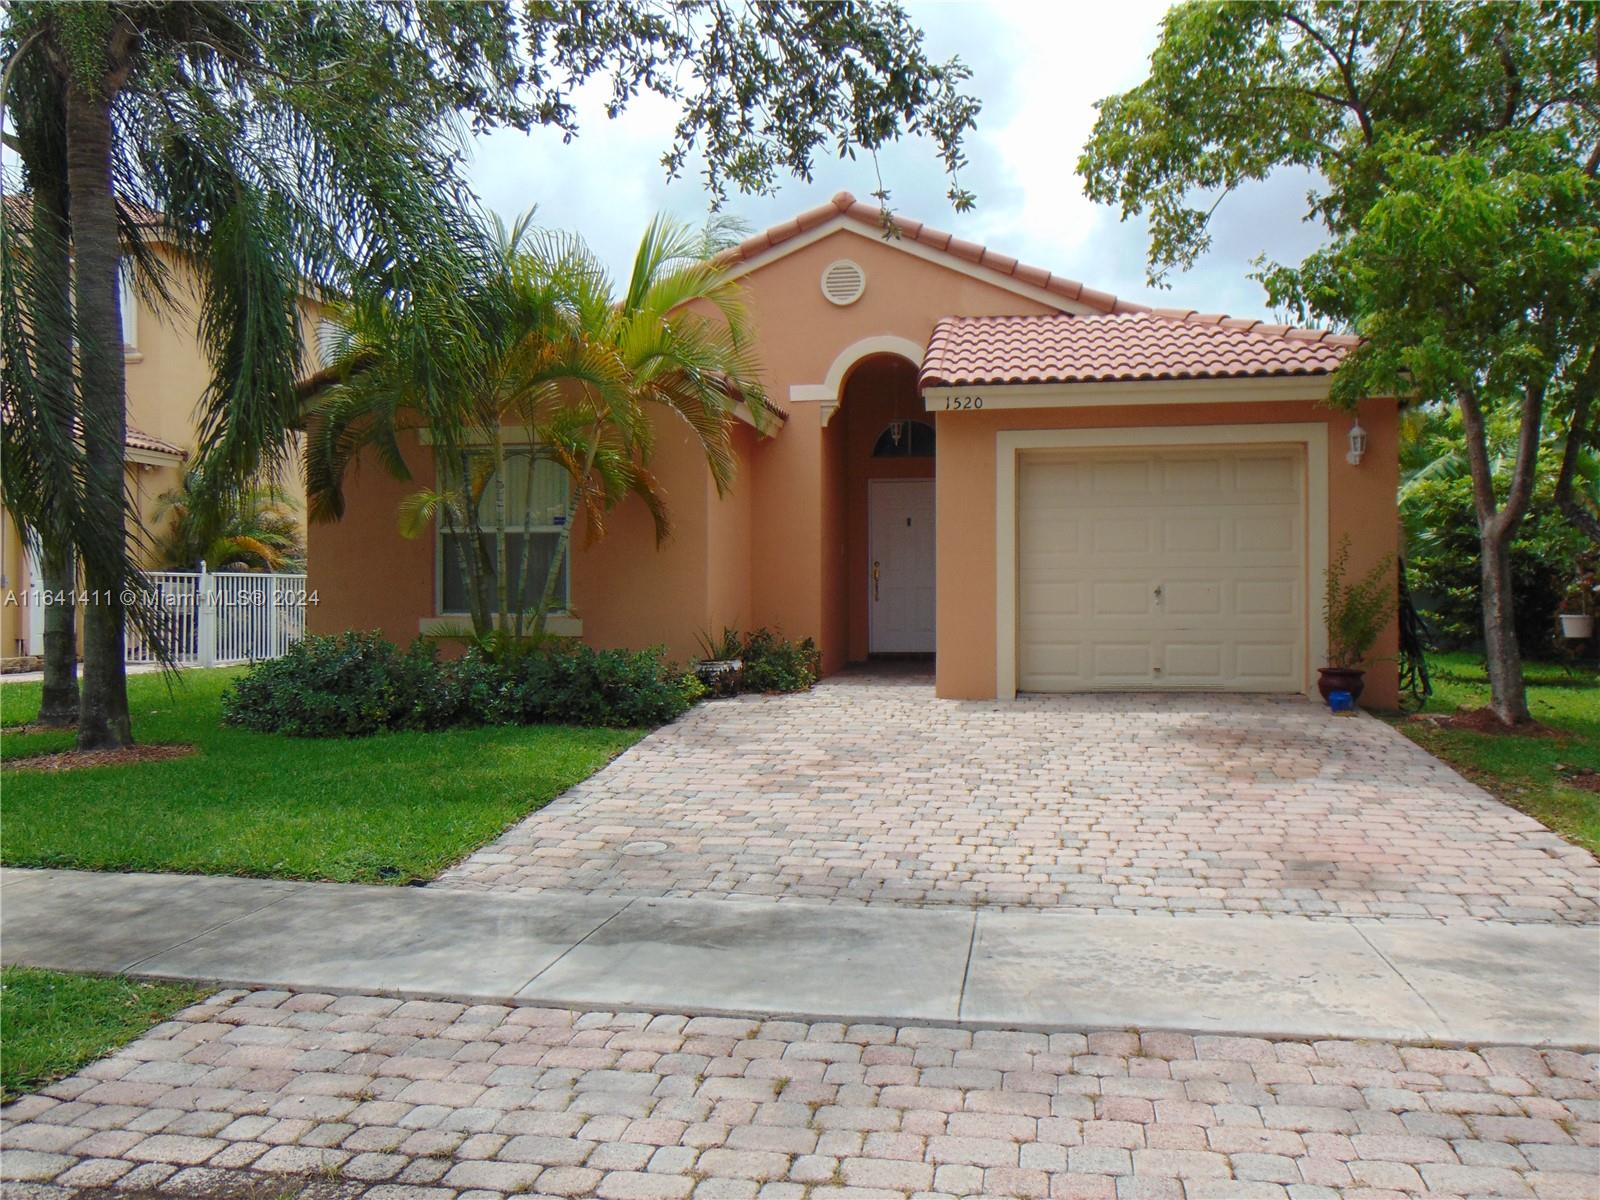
[459,0,1328,321]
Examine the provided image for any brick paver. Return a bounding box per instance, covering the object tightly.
[435,672,1598,923]
[4,989,1596,1200]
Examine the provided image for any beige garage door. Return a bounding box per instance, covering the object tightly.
[1017,446,1306,691]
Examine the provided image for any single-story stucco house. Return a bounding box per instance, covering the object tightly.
[307,192,1399,706]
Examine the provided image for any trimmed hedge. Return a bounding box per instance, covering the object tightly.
[221,631,703,737]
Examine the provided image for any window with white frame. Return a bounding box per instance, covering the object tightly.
[119,261,138,350]
[438,448,571,616]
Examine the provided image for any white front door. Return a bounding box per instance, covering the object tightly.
[868,479,936,653]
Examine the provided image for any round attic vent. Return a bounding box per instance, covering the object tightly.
[820,259,866,306]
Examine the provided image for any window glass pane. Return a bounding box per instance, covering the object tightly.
[471,451,568,528]
[119,264,137,349]
[441,531,568,615]
[527,457,568,526]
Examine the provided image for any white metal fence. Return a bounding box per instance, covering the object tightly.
[125,565,308,667]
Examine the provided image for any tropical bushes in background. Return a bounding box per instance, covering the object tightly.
[153,465,307,573]
[1402,409,1597,658]
[221,631,702,737]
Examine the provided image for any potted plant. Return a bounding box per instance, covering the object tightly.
[1557,571,1596,641]
[693,627,745,697]
[1319,537,1393,704]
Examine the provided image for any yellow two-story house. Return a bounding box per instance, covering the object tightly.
[1,231,327,661]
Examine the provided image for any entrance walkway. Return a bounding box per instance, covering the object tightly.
[435,676,1599,925]
[4,868,1596,1049]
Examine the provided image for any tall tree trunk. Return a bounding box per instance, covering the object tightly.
[65,72,132,749]
[32,166,78,726]
[1458,383,1542,727]
[1477,526,1529,725]
[37,544,78,725]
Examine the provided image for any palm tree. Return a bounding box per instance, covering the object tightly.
[3,3,974,745]
[153,465,305,573]
[304,212,769,644]
[1,3,504,747]
[524,214,768,636]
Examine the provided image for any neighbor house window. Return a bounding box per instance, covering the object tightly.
[438,448,571,616]
[119,262,138,350]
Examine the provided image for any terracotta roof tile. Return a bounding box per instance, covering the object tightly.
[919,313,1352,388]
[124,425,186,458]
[715,191,1358,374]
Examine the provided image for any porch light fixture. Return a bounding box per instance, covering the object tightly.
[1346,417,1368,466]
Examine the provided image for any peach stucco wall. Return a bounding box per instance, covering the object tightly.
[737,226,1058,671]
[311,223,1057,668]
[305,212,1402,706]
[932,395,1402,707]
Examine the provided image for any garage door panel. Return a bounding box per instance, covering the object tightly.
[1091,517,1152,554]
[1163,515,1223,553]
[1091,458,1154,492]
[1235,641,1300,683]
[1235,578,1299,618]
[1017,447,1306,693]
[1234,512,1298,554]
[1162,580,1222,616]
[1161,456,1223,493]
[1161,641,1225,681]
[1233,454,1299,492]
[1091,579,1156,617]
[1092,642,1154,680]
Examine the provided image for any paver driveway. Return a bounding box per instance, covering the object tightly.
[436,671,1597,924]
[6,988,1598,1200]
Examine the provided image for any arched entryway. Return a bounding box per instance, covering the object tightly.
[825,353,935,663]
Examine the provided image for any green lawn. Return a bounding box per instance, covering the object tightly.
[1396,651,1600,855]
[0,668,640,883]
[0,967,206,1101]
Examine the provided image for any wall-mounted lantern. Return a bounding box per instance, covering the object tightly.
[1346,417,1368,466]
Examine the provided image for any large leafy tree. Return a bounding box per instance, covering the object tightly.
[1080,2,1599,725]
[1,0,980,748]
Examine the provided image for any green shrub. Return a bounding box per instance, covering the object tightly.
[220,631,457,737]
[222,632,701,737]
[739,628,822,692]
[694,627,821,694]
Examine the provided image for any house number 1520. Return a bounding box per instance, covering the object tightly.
[941,394,985,410]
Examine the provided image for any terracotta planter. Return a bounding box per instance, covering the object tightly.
[1317,666,1366,704]
[1559,613,1594,640]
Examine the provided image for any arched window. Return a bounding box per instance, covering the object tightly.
[872,420,936,458]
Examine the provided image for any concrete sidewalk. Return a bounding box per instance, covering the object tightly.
[2,867,1596,1049]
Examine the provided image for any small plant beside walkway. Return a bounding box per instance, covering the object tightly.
[0,667,639,883]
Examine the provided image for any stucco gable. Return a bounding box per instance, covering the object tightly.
[719,192,1125,317]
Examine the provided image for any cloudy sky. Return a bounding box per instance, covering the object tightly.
[464,0,1328,321]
